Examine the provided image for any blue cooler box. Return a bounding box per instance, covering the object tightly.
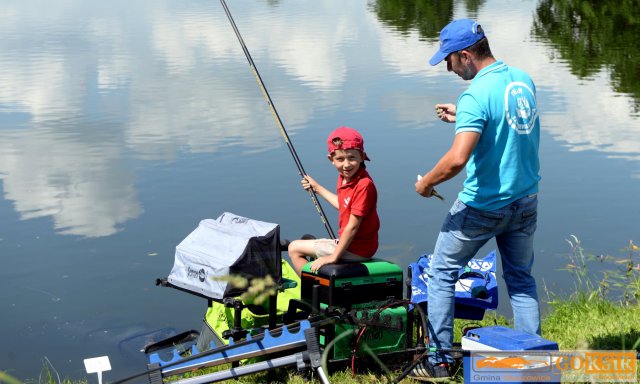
[462,326,561,383]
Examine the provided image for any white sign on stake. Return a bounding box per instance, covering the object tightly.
[84,356,111,384]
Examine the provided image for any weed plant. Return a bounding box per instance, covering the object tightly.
[542,236,640,353]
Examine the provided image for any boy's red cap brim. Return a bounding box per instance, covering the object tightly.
[327,126,370,160]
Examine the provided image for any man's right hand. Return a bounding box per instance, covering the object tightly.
[435,103,456,123]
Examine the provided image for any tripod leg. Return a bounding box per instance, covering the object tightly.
[315,366,331,384]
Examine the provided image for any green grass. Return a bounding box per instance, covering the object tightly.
[543,294,640,351]
[8,237,639,384]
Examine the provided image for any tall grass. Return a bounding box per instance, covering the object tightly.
[554,235,640,305]
[3,357,88,384]
[543,236,640,352]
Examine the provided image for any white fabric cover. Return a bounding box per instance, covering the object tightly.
[168,212,280,300]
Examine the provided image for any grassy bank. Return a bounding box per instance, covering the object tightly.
[10,237,640,384]
[543,236,640,351]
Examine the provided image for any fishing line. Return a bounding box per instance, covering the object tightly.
[220,0,336,239]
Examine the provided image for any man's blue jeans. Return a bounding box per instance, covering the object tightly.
[427,195,541,364]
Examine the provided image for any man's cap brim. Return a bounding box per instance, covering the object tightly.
[429,50,448,66]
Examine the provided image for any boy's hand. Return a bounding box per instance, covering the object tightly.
[310,255,336,273]
[301,174,339,209]
[301,175,319,192]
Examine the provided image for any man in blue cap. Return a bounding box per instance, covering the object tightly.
[413,18,542,380]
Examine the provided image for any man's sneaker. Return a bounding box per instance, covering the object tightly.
[407,361,450,382]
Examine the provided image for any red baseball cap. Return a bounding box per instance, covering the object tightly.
[327,126,370,160]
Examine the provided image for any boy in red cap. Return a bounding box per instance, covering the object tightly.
[288,126,380,276]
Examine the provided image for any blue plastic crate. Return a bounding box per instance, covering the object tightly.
[462,326,560,384]
[463,326,558,351]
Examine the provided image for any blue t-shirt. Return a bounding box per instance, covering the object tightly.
[455,60,540,211]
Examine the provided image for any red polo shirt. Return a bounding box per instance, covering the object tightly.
[336,168,380,257]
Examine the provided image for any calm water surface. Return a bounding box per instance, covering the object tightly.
[1,0,639,381]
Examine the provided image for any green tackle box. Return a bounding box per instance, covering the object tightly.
[300,259,407,361]
[300,259,403,309]
[330,305,407,360]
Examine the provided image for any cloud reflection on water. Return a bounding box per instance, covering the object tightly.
[0,0,638,238]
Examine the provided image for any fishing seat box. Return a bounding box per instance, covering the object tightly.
[300,259,407,361]
[300,259,403,310]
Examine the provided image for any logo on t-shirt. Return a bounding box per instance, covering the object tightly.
[343,197,351,208]
[504,82,538,134]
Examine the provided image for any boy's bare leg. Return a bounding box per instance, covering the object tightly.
[288,239,316,276]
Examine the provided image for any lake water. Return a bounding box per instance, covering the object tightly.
[1,0,639,381]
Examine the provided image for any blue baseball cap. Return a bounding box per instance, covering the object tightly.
[429,19,485,66]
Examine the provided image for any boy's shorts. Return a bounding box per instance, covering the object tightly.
[313,239,369,262]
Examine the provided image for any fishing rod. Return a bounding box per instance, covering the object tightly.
[220,0,336,240]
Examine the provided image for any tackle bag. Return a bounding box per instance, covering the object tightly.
[167,212,281,300]
[410,250,498,320]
